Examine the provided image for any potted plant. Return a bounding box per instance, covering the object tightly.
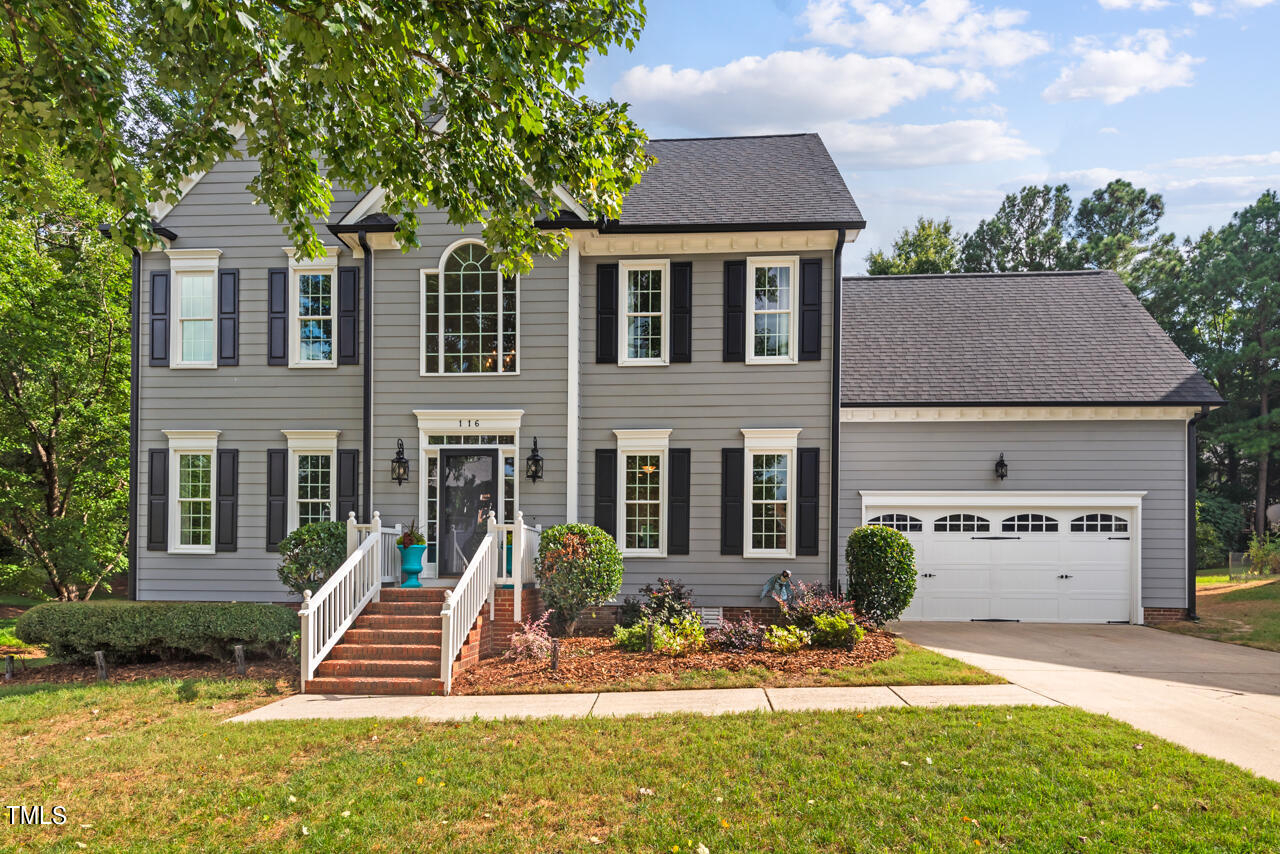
[396,520,428,588]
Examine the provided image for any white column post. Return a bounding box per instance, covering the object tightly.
[513,510,525,622]
[345,510,358,557]
[370,510,382,603]
[299,590,313,688]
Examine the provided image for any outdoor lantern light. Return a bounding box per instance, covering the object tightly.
[391,439,410,485]
[525,437,544,482]
[994,452,1008,480]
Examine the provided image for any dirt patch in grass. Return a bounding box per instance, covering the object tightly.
[453,632,900,694]
[2,656,298,690]
[1198,578,1278,596]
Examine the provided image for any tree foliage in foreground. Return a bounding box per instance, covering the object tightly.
[0,152,130,599]
[0,0,652,270]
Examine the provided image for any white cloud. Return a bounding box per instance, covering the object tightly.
[1042,30,1202,104]
[816,119,1038,167]
[801,0,1050,68]
[1169,150,1280,168]
[1098,0,1170,10]
[1099,126,1120,134]
[1190,1,1215,14]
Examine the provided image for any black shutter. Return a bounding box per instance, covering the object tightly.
[668,448,691,555]
[720,447,744,555]
[336,449,359,520]
[594,448,617,538]
[215,448,239,552]
[596,263,618,363]
[671,262,693,363]
[797,447,820,555]
[149,271,170,366]
[799,258,822,362]
[267,268,288,365]
[337,265,360,365]
[146,448,168,550]
[723,260,746,362]
[266,448,288,550]
[217,269,239,366]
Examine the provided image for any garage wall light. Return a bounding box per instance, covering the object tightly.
[994,453,1008,480]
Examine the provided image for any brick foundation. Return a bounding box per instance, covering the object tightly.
[1143,607,1190,623]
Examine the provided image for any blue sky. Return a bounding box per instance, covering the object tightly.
[582,0,1280,272]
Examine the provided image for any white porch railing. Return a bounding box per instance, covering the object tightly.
[496,511,542,622]
[350,515,402,585]
[299,511,384,686]
[439,511,501,695]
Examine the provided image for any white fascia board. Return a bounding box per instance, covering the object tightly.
[580,230,840,257]
[338,186,388,226]
[859,490,1147,510]
[841,406,1204,423]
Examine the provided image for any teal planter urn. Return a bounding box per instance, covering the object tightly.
[397,544,427,588]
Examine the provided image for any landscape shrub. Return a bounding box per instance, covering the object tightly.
[782,581,858,630]
[846,525,916,626]
[809,612,865,649]
[1198,495,1246,553]
[764,624,811,653]
[617,577,697,628]
[15,600,298,664]
[612,614,706,656]
[1196,518,1227,571]
[1247,535,1280,575]
[534,524,624,635]
[0,563,48,599]
[276,521,347,596]
[709,612,767,653]
[504,610,555,662]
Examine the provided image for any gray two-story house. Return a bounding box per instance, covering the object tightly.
[131,129,1220,692]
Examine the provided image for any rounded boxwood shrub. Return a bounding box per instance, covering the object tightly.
[534,523,624,635]
[276,520,347,596]
[846,524,917,626]
[15,600,299,664]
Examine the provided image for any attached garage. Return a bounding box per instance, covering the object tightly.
[860,492,1144,624]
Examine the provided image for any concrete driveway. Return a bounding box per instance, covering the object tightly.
[896,622,1280,781]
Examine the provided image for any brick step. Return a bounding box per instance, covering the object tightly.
[353,614,442,630]
[315,659,440,678]
[341,628,440,645]
[379,587,453,603]
[327,643,440,661]
[364,601,444,617]
[304,676,444,696]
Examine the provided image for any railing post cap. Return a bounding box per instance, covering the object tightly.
[303,590,312,603]
[347,510,357,521]
[372,509,381,520]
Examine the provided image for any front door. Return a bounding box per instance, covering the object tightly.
[439,449,498,577]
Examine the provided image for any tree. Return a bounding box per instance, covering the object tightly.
[865,217,959,275]
[0,1,652,270]
[1073,179,1169,283]
[0,152,130,599]
[959,184,1077,272]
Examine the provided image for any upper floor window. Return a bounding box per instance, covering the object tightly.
[163,429,220,554]
[287,247,340,367]
[166,248,222,368]
[619,260,669,366]
[423,241,517,375]
[747,256,799,364]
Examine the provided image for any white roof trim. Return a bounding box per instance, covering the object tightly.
[580,229,840,256]
[859,490,1147,509]
[150,124,247,224]
[841,406,1203,423]
[338,186,388,226]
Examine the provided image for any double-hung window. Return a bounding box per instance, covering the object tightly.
[163,430,220,554]
[287,247,339,367]
[283,430,338,532]
[618,260,669,366]
[614,429,671,556]
[422,241,518,375]
[166,249,222,368]
[746,256,799,364]
[742,428,800,558]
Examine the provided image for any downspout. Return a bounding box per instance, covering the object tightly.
[128,247,141,600]
[358,230,373,522]
[1187,404,1210,621]
[830,228,846,591]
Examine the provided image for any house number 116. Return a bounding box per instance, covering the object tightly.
[459,419,481,428]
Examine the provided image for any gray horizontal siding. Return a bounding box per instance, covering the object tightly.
[579,251,835,607]
[838,419,1189,609]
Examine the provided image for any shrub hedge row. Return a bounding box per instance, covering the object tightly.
[15,600,298,664]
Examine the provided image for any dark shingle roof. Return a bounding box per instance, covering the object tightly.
[603,134,864,232]
[840,270,1222,407]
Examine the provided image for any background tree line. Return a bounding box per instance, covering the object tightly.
[867,182,1279,551]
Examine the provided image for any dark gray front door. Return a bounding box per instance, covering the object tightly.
[439,449,498,577]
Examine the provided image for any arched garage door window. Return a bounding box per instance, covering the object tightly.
[1070,513,1128,533]
[934,513,990,533]
[1001,513,1059,533]
[867,513,922,532]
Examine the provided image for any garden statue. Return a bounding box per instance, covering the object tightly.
[760,569,794,606]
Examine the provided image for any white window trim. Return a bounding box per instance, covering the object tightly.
[419,239,521,377]
[283,429,340,533]
[615,428,671,557]
[165,249,222,369]
[618,259,671,367]
[742,428,801,558]
[162,429,221,554]
[285,246,341,368]
[745,256,800,365]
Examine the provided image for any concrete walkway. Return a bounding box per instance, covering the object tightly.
[897,622,1280,782]
[228,682,1054,724]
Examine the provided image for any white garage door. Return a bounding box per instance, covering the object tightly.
[862,493,1141,624]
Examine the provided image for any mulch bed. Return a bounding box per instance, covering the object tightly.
[1,657,297,690]
[452,631,900,694]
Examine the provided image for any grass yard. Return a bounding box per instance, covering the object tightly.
[1162,579,1280,652]
[1196,568,1268,587]
[0,593,42,651]
[4,678,1279,852]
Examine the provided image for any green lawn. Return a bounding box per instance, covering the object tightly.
[1196,568,1267,586]
[1164,579,1280,651]
[0,593,42,651]
[4,677,1279,852]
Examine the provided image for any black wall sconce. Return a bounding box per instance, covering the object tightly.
[525,437,544,482]
[391,439,410,485]
[994,452,1008,480]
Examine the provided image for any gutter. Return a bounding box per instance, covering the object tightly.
[357,230,373,523]
[128,247,141,600]
[1187,404,1211,621]
[830,228,846,591]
